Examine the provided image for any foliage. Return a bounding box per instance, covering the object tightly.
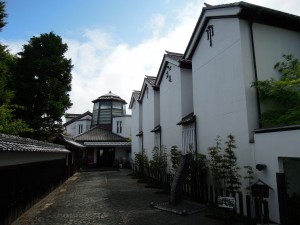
[243,165,255,193]
[170,145,182,173]
[208,135,241,196]
[252,54,300,127]
[208,136,224,194]
[149,145,168,173]
[0,104,33,135]
[190,153,208,178]
[0,1,7,31]
[0,44,14,105]
[0,2,32,136]
[134,150,149,174]
[223,134,241,195]
[189,152,208,198]
[9,32,73,140]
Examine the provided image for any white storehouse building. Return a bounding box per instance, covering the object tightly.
[130,2,300,224]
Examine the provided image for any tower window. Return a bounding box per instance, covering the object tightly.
[78,124,83,134]
[117,121,122,133]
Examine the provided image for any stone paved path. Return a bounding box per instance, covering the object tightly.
[12,170,244,225]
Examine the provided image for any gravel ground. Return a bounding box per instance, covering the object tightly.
[12,169,244,225]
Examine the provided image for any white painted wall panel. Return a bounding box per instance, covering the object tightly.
[160,63,182,152]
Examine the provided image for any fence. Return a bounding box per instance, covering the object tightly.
[132,165,210,202]
[132,164,269,223]
[0,159,68,225]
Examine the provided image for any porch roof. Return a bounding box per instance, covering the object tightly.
[83,141,131,147]
[151,125,161,133]
[73,126,128,142]
[177,112,195,125]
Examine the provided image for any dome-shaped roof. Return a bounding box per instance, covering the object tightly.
[92,91,127,104]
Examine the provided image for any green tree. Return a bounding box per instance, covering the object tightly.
[0,45,14,104]
[0,1,32,135]
[0,46,32,135]
[0,1,7,31]
[134,150,149,175]
[208,136,224,195]
[170,145,182,173]
[252,54,300,127]
[149,145,168,174]
[0,104,33,135]
[208,135,241,196]
[9,32,73,140]
[223,134,241,195]
[244,165,255,194]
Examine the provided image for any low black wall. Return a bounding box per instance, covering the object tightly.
[0,159,67,225]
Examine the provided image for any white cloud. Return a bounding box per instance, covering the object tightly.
[0,39,25,54]
[64,1,204,114]
[46,0,300,114]
[149,14,166,38]
[2,0,300,116]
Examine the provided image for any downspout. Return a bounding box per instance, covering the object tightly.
[249,21,262,128]
[142,134,144,153]
[159,129,162,155]
[194,115,198,157]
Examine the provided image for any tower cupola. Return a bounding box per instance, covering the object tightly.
[91,91,127,130]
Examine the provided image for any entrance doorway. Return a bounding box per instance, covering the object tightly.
[97,148,115,167]
[278,158,300,224]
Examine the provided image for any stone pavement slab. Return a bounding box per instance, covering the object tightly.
[12,170,245,225]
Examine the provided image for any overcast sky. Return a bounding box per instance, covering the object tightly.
[1,0,300,116]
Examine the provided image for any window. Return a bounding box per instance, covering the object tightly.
[112,101,122,109]
[100,101,111,109]
[154,132,160,150]
[92,102,100,125]
[117,121,122,133]
[78,124,83,134]
[182,123,195,153]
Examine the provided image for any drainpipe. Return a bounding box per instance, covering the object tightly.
[159,129,162,155]
[142,134,144,153]
[194,115,198,157]
[249,21,262,128]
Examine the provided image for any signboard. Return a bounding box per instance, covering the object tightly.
[217,196,235,209]
[251,184,269,198]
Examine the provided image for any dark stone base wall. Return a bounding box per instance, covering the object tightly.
[0,159,67,225]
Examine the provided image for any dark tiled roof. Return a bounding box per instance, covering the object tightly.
[155,50,192,86]
[129,90,141,109]
[65,113,82,119]
[165,51,192,68]
[0,133,70,153]
[177,112,195,125]
[73,126,128,142]
[132,90,141,100]
[63,111,92,127]
[55,134,86,149]
[145,76,157,87]
[165,51,183,61]
[92,91,127,104]
[138,76,159,101]
[83,142,131,147]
